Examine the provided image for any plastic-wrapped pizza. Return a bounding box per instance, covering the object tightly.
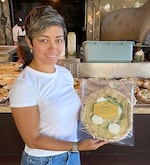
[81,79,134,142]
[135,79,150,104]
[136,88,150,104]
[0,88,9,103]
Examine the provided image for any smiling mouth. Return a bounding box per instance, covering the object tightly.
[47,55,58,58]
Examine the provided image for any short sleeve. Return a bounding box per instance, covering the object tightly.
[9,79,37,108]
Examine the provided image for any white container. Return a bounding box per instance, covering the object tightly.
[82,41,134,63]
[67,32,76,57]
[134,49,144,62]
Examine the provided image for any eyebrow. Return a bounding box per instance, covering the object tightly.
[38,35,64,38]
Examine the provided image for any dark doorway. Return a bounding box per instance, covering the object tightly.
[10,0,86,47]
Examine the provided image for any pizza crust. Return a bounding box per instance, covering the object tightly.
[143,80,150,90]
[81,87,132,142]
[0,88,9,103]
[136,89,150,104]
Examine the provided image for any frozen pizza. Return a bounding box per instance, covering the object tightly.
[0,88,9,103]
[136,89,150,104]
[81,87,132,142]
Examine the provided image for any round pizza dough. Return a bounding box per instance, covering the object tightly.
[81,87,132,142]
[0,88,9,103]
[136,89,150,103]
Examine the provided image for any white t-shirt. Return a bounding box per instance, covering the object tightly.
[12,24,26,42]
[9,65,81,156]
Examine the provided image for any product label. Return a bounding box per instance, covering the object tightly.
[93,101,118,119]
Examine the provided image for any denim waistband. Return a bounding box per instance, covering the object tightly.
[21,151,80,165]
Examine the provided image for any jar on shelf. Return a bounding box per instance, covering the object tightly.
[67,32,76,58]
[134,49,144,62]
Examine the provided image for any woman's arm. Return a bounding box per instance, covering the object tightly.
[12,106,108,151]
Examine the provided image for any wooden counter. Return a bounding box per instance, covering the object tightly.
[1,106,150,114]
[0,105,150,165]
[134,106,150,114]
[0,107,150,165]
[0,45,17,62]
[81,113,150,165]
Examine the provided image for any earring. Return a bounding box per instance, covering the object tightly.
[30,49,33,53]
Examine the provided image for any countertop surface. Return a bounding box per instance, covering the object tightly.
[0,106,150,114]
[0,45,17,55]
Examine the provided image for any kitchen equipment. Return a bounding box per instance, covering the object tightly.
[81,41,134,63]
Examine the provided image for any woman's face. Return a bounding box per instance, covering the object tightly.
[30,25,65,66]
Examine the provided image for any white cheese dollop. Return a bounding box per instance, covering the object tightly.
[108,123,120,134]
[96,97,106,103]
[92,114,103,125]
[118,106,122,116]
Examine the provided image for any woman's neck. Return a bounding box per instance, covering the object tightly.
[29,61,55,73]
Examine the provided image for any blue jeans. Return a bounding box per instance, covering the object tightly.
[21,151,81,165]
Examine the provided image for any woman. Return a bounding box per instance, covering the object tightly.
[9,6,108,165]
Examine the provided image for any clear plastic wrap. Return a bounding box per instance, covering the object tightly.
[79,78,135,146]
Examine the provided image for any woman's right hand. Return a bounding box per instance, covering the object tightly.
[78,139,108,151]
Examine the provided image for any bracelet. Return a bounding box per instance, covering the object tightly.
[71,142,78,152]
